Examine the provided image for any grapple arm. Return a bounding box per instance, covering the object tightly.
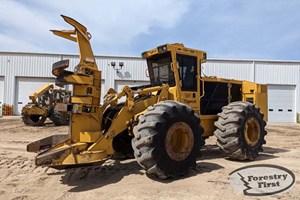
[27,15,105,168]
[29,83,53,103]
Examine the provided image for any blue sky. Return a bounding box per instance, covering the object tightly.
[0,0,300,60]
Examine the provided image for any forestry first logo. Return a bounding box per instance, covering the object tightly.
[229,164,295,196]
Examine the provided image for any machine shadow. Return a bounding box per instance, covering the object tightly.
[57,145,286,191]
[200,144,226,160]
[199,144,288,162]
[255,146,290,161]
[58,157,224,191]
[147,162,224,183]
[59,159,143,192]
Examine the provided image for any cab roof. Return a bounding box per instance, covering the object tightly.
[142,43,207,62]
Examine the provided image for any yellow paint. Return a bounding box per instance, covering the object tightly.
[200,115,219,137]
[22,106,48,116]
[144,100,148,108]
[79,131,101,143]
[29,83,53,103]
[242,82,268,121]
[71,96,93,104]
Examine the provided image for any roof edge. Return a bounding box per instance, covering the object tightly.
[0,51,300,63]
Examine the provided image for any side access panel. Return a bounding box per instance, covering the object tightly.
[242,82,268,121]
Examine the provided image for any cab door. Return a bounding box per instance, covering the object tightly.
[176,54,200,113]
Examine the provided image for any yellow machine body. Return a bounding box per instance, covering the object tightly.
[142,43,268,137]
[27,16,268,169]
[21,83,71,126]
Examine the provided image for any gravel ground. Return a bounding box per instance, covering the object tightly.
[0,116,299,200]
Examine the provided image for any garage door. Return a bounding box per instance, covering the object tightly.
[0,77,4,104]
[15,77,55,115]
[115,80,150,102]
[268,85,296,123]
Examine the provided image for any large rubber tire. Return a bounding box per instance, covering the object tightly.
[132,100,205,179]
[49,110,69,126]
[214,101,267,160]
[22,114,47,126]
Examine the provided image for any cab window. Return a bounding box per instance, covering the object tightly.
[176,54,197,91]
[147,52,175,86]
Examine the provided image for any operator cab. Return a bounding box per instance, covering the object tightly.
[143,43,206,89]
[142,43,206,112]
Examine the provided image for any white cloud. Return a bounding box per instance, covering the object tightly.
[0,33,40,52]
[0,0,191,55]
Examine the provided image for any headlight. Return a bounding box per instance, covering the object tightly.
[157,45,167,53]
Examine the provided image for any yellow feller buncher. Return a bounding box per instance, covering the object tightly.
[27,16,268,179]
[22,83,71,126]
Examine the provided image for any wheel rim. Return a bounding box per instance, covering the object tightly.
[244,117,261,146]
[165,122,194,161]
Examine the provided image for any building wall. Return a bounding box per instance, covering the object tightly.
[0,52,299,117]
[254,61,300,118]
[202,60,255,82]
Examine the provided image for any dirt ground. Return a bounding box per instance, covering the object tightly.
[0,116,299,200]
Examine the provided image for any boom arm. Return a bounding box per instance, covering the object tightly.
[29,83,53,103]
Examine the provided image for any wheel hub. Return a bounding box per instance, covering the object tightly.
[165,122,194,161]
[244,117,261,146]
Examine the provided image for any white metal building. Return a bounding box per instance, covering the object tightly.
[0,52,299,123]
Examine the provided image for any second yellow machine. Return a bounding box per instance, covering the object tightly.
[27,16,268,179]
[21,83,71,126]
